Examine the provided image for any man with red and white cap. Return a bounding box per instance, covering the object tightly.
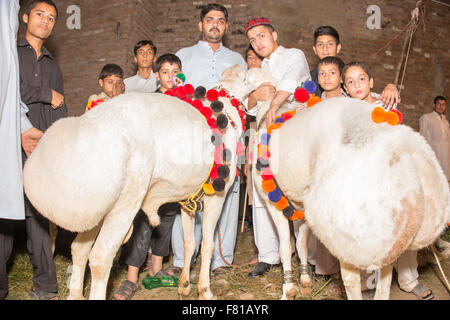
[244,17,311,277]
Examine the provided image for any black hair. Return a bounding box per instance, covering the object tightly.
[98,64,124,80]
[434,96,447,104]
[341,61,372,83]
[25,0,58,18]
[154,54,182,72]
[314,26,340,45]
[318,56,345,75]
[200,3,228,22]
[245,44,263,60]
[133,40,157,56]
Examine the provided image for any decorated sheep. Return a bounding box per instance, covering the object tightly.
[23,65,249,300]
[252,95,450,299]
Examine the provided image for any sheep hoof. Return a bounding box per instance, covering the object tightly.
[177,283,191,296]
[199,290,215,300]
[300,286,312,296]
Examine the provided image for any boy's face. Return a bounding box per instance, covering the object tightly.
[99,75,124,98]
[246,49,262,69]
[343,66,373,101]
[155,62,181,91]
[134,44,155,69]
[199,10,228,44]
[435,99,447,115]
[313,35,341,60]
[318,63,341,92]
[247,25,278,59]
[23,2,57,41]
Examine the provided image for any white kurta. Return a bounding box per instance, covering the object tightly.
[419,111,450,179]
[0,0,33,220]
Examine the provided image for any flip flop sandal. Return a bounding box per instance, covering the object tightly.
[165,265,183,277]
[111,280,139,300]
[409,283,434,300]
[142,270,178,290]
[29,288,59,300]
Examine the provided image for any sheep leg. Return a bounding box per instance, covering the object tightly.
[177,210,196,297]
[67,223,101,300]
[197,198,225,300]
[295,221,312,296]
[374,264,393,300]
[265,205,297,300]
[340,261,362,300]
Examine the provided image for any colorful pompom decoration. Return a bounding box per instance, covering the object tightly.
[206,89,219,101]
[307,94,321,108]
[303,80,317,94]
[87,98,104,110]
[294,87,310,103]
[255,108,304,221]
[371,107,403,126]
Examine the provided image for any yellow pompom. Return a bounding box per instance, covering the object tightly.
[203,183,215,195]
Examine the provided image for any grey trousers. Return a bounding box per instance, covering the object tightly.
[171,177,240,271]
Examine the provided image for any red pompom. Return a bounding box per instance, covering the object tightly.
[294,87,310,103]
[164,90,175,97]
[209,165,219,180]
[391,109,403,124]
[238,109,246,118]
[183,97,193,104]
[192,99,203,110]
[282,112,293,121]
[206,89,219,101]
[200,107,213,119]
[184,84,195,96]
[231,98,240,107]
[207,117,217,129]
[175,86,187,99]
[261,167,274,180]
[219,89,227,97]
[236,141,244,156]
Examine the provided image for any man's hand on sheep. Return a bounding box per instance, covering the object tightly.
[21,127,43,157]
[265,90,292,126]
[248,82,276,110]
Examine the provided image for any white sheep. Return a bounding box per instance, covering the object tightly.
[23,65,248,300]
[252,97,450,299]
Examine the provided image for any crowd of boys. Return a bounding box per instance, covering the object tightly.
[0,0,448,300]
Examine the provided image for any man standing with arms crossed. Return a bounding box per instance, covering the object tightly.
[168,3,247,278]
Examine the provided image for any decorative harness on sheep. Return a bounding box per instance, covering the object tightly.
[255,81,404,222]
[164,74,246,215]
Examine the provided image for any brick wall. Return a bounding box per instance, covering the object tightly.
[19,0,449,130]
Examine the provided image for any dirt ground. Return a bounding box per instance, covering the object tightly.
[5,220,450,300]
[125,224,450,301]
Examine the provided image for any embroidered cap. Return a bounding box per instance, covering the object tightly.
[244,17,272,33]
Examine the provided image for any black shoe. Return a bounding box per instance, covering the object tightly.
[248,262,274,278]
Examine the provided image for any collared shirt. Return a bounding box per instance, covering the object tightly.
[17,38,67,132]
[176,40,247,90]
[261,45,311,108]
[124,71,158,93]
[321,88,347,100]
[419,111,450,179]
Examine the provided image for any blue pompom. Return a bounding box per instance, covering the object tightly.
[260,133,271,146]
[304,80,317,94]
[268,188,282,203]
[274,117,285,124]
